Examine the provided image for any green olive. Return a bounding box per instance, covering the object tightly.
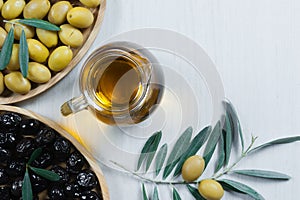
[0,27,7,48]
[67,7,94,28]
[4,72,31,94]
[0,0,3,11]
[58,24,83,48]
[198,179,224,200]
[23,0,50,19]
[0,72,4,95]
[7,44,20,71]
[5,20,35,40]
[79,0,100,8]
[27,39,49,63]
[48,46,73,72]
[48,1,72,25]
[27,62,51,83]
[181,155,205,182]
[36,28,58,48]
[1,0,25,19]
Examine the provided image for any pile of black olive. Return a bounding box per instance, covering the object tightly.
[0,111,103,200]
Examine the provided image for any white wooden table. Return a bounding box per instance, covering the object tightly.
[18,0,300,199]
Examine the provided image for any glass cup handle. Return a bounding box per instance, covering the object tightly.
[61,95,89,116]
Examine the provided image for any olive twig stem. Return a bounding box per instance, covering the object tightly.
[110,160,198,185]
[3,20,26,29]
[213,136,258,179]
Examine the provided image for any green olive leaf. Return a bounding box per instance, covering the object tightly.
[219,179,265,200]
[152,186,159,200]
[173,126,211,177]
[29,166,60,181]
[163,127,192,179]
[232,169,291,180]
[19,29,29,78]
[224,112,232,166]
[0,27,14,70]
[27,148,42,165]
[22,169,33,200]
[142,184,148,200]
[17,19,61,31]
[186,185,206,200]
[215,130,225,173]
[203,121,221,168]
[224,100,245,152]
[137,131,162,171]
[155,143,168,176]
[248,136,300,154]
[172,188,182,200]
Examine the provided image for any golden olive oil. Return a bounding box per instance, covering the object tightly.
[91,53,163,125]
[95,57,142,109]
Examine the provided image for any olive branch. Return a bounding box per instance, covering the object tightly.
[22,147,61,200]
[111,100,300,200]
[0,19,60,77]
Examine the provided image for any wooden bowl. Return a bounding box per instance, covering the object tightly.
[0,0,106,104]
[0,105,110,200]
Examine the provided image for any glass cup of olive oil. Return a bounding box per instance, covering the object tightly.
[61,41,164,125]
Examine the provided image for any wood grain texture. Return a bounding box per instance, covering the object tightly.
[0,105,110,200]
[0,0,106,104]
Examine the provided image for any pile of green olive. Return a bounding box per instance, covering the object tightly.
[181,155,225,200]
[0,0,100,95]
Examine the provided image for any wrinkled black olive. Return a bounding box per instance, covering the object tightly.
[35,128,57,146]
[30,172,48,193]
[16,138,36,158]
[76,170,98,189]
[0,112,22,130]
[0,147,12,164]
[0,131,21,148]
[48,184,65,200]
[20,119,40,135]
[0,132,7,147]
[67,151,86,174]
[52,137,71,162]
[64,182,81,198]
[50,165,70,183]
[32,150,53,168]
[6,159,26,177]
[11,177,23,197]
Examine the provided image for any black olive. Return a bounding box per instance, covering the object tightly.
[0,147,12,164]
[76,170,98,189]
[31,150,53,168]
[64,182,81,198]
[19,119,40,135]
[16,138,36,158]
[35,128,57,146]
[0,132,7,147]
[67,151,86,174]
[52,137,71,162]
[0,186,11,199]
[30,172,48,193]
[0,131,21,148]
[0,112,22,131]
[6,159,26,177]
[80,191,102,200]
[48,184,65,200]
[0,167,9,184]
[50,165,70,183]
[11,177,23,197]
